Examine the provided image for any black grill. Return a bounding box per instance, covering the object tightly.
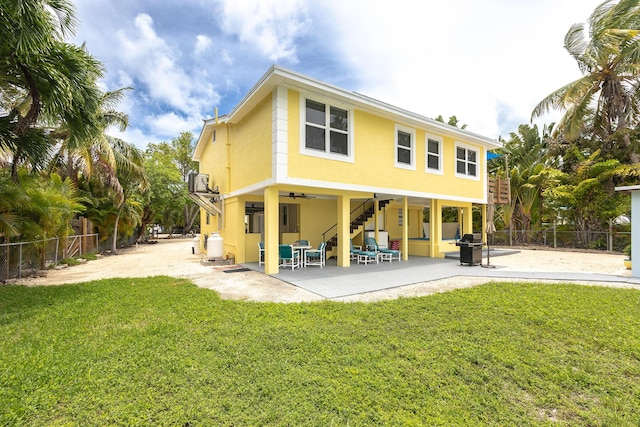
[456,233,483,266]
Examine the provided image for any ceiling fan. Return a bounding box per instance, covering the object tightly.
[287,192,314,199]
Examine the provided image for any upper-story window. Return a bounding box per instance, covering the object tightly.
[455,142,479,178]
[303,99,351,159]
[426,134,442,174]
[394,124,416,170]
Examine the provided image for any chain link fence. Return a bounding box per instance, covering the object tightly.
[0,234,99,282]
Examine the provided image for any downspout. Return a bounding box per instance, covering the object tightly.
[215,106,232,196]
[225,122,231,195]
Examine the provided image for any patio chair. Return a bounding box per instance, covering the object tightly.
[278,244,301,270]
[364,236,401,262]
[350,239,363,260]
[258,242,265,265]
[305,242,326,267]
[295,239,310,246]
[351,239,378,264]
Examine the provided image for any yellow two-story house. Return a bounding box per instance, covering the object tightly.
[192,65,501,274]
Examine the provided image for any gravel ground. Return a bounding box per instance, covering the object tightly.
[11,238,635,303]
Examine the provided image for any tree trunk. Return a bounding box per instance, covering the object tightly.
[111,205,124,254]
[137,205,153,242]
[184,203,198,232]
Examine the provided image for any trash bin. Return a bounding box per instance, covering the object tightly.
[456,233,483,266]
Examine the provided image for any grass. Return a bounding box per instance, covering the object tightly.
[1,278,640,426]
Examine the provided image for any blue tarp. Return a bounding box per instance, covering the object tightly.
[487,152,502,160]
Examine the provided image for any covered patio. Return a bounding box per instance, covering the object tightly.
[241,248,638,299]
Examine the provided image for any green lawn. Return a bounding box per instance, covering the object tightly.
[1,278,639,426]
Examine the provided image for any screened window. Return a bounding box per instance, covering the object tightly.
[426,135,442,173]
[455,144,478,177]
[394,125,415,169]
[305,99,349,155]
[397,131,412,164]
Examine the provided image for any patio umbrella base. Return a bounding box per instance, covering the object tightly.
[481,264,496,269]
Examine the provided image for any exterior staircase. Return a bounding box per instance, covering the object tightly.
[324,199,390,251]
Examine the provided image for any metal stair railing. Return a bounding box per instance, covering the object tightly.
[322,199,390,251]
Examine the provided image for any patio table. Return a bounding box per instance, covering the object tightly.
[291,244,312,267]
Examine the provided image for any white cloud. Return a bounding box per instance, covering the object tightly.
[107,127,160,151]
[71,0,607,149]
[148,112,204,139]
[218,0,309,62]
[194,35,213,54]
[115,13,220,118]
[220,49,233,65]
[314,0,603,138]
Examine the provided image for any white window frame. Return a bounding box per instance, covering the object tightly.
[300,95,354,163]
[454,141,480,180]
[425,134,443,175]
[394,124,416,170]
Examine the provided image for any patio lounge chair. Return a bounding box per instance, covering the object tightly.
[279,244,301,270]
[364,236,401,262]
[305,242,326,267]
[258,242,265,265]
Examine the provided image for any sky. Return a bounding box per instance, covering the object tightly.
[70,0,604,150]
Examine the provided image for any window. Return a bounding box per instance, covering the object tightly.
[304,99,350,156]
[455,143,479,178]
[394,125,415,170]
[212,129,216,143]
[426,134,442,174]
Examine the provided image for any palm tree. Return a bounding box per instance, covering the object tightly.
[101,137,149,254]
[532,0,640,162]
[48,88,131,187]
[497,124,561,243]
[1,0,105,180]
[0,172,29,239]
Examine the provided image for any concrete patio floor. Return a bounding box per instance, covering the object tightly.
[245,249,640,299]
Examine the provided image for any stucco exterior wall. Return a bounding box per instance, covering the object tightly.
[285,89,486,201]
[229,95,273,192]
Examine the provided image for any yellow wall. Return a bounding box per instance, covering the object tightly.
[197,94,273,260]
[245,233,262,263]
[229,95,273,191]
[384,203,424,240]
[287,90,485,200]
[197,124,227,248]
[198,124,229,196]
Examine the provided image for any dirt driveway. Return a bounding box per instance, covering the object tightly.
[12,237,634,303]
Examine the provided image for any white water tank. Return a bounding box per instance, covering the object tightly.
[192,235,201,255]
[207,232,224,258]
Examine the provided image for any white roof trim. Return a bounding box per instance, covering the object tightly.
[615,185,640,192]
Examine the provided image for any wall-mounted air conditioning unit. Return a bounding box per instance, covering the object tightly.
[188,173,209,193]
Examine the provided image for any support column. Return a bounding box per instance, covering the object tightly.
[374,199,380,244]
[430,199,443,258]
[402,197,409,260]
[462,204,473,235]
[235,198,246,263]
[264,187,280,274]
[337,194,350,267]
